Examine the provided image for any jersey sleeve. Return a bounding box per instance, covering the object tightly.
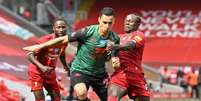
[36,35,52,44]
[132,32,145,48]
[67,26,90,42]
[110,32,120,57]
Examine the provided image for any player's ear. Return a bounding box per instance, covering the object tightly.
[98,17,101,23]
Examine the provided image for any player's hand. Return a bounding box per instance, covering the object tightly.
[111,57,120,69]
[106,40,115,51]
[23,44,42,52]
[40,66,53,73]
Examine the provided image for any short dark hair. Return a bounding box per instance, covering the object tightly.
[99,7,115,17]
[53,17,67,26]
[129,13,141,24]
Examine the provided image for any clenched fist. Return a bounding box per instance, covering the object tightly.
[111,57,120,69]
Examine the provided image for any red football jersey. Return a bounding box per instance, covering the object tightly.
[118,31,145,74]
[28,34,66,74]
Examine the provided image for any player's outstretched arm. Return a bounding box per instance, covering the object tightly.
[27,52,43,68]
[27,52,53,73]
[108,41,136,51]
[23,35,68,52]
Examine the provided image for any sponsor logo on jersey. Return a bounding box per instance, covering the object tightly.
[89,37,97,42]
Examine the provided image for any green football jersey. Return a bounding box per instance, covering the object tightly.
[71,25,119,76]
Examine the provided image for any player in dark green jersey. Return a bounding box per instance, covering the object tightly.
[23,7,120,101]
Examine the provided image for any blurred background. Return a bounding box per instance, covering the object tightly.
[0,0,201,101]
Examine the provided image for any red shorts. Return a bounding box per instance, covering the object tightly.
[110,70,150,97]
[28,69,59,92]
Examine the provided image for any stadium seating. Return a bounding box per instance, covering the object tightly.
[0,80,21,101]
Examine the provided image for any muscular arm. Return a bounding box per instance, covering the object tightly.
[39,35,68,49]
[41,29,88,47]
[27,52,44,70]
[23,28,87,52]
[109,40,135,69]
[38,29,88,47]
[111,41,136,51]
[110,38,121,69]
[23,36,68,52]
[109,37,120,57]
[27,52,53,73]
[68,28,87,42]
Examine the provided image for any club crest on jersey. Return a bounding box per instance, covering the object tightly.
[97,39,107,47]
[134,36,142,42]
[54,48,60,53]
[99,40,107,45]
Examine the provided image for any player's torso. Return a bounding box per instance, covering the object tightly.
[36,34,66,68]
[72,25,118,75]
[39,46,65,66]
[118,32,144,73]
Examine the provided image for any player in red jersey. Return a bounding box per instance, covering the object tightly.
[27,18,69,101]
[107,14,150,101]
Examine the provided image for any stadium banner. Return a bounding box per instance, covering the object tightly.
[139,10,201,39]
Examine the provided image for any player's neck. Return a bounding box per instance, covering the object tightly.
[126,30,137,34]
[98,30,108,38]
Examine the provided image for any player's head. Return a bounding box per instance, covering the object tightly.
[98,7,115,35]
[124,13,141,33]
[53,17,67,37]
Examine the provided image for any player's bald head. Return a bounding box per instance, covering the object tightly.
[124,13,141,33]
[126,13,141,24]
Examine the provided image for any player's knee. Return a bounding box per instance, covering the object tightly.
[111,90,118,96]
[76,91,88,100]
[108,90,121,100]
[74,83,88,100]
[108,85,124,100]
[108,87,118,97]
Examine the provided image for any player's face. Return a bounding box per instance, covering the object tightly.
[53,20,67,37]
[98,14,115,35]
[124,15,139,33]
